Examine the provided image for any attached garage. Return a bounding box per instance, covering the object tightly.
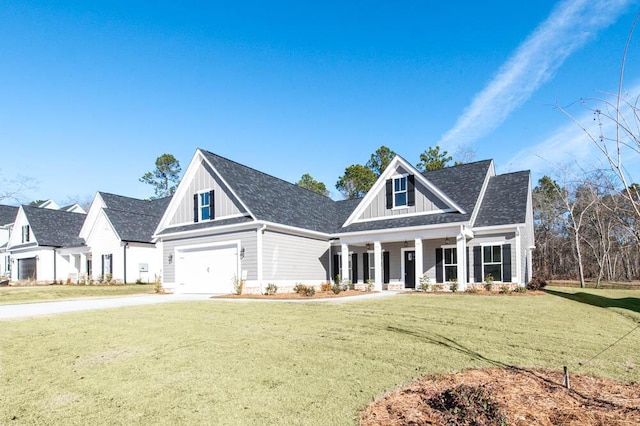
[18,257,37,280]
[175,244,239,293]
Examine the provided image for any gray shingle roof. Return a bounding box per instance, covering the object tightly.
[201,150,341,233]
[99,193,171,243]
[473,171,530,227]
[22,206,86,247]
[156,216,254,235]
[0,205,18,226]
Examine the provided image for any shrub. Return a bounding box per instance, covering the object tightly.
[135,278,144,285]
[450,279,459,293]
[293,283,305,294]
[365,279,375,292]
[432,283,444,292]
[428,384,508,426]
[264,283,278,295]
[484,274,494,291]
[154,277,163,294]
[526,276,547,291]
[320,282,332,292]
[514,285,527,293]
[499,284,511,294]
[304,286,316,297]
[465,285,479,294]
[232,275,245,295]
[331,283,342,294]
[419,274,431,292]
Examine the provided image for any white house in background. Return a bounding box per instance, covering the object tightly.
[7,205,86,282]
[0,205,19,278]
[59,192,171,284]
[153,148,534,294]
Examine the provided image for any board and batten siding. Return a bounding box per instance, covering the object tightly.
[169,160,246,226]
[262,231,330,281]
[358,165,450,220]
[162,229,257,284]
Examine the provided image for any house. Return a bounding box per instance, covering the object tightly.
[0,205,19,278]
[59,192,172,284]
[7,205,86,282]
[154,148,534,294]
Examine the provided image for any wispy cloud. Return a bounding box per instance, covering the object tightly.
[436,0,633,150]
[503,82,640,181]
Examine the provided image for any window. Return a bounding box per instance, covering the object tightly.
[102,254,113,276]
[393,176,407,207]
[199,192,211,221]
[337,254,352,281]
[483,245,502,281]
[443,248,457,282]
[5,256,10,273]
[21,225,29,243]
[367,252,376,281]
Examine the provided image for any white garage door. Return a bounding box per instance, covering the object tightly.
[176,245,238,294]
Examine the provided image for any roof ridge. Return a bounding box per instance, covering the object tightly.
[200,149,336,202]
[103,207,162,218]
[493,169,530,177]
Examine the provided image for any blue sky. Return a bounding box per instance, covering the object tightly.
[1,0,639,204]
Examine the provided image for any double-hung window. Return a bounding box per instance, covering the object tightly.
[102,254,113,276]
[393,176,407,207]
[367,252,376,281]
[21,225,29,243]
[483,245,502,281]
[199,191,211,221]
[337,254,352,281]
[443,248,457,281]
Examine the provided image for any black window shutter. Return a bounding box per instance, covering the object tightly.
[209,189,215,220]
[473,246,482,282]
[407,175,415,206]
[333,254,340,281]
[193,194,199,223]
[383,251,390,283]
[466,247,470,282]
[351,253,358,283]
[363,253,369,281]
[502,244,512,282]
[385,179,393,209]
[435,248,443,283]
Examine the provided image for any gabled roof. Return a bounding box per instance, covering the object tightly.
[99,193,171,243]
[21,205,86,247]
[474,171,530,227]
[0,205,18,226]
[201,150,341,233]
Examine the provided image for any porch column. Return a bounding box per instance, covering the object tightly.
[456,232,467,291]
[374,241,382,291]
[414,238,423,289]
[341,243,350,284]
[515,227,522,285]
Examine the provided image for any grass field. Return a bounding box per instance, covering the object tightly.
[0,284,155,305]
[1,287,638,425]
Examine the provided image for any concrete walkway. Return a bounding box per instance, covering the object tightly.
[0,291,399,320]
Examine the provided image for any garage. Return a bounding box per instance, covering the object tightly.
[18,258,37,280]
[175,244,239,293]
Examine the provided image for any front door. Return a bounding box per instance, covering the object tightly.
[404,251,415,289]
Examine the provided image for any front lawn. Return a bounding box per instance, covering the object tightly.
[0,284,155,305]
[1,288,638,425]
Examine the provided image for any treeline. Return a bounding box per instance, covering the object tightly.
[532,172,640,286]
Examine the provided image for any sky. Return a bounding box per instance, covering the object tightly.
[1,0,640,204]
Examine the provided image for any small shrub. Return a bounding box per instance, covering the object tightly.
[331,283,342,294]
[484,274,494,291]
[265,283,278,295]
[526,276,547,291]
[232,275,245,295]
[514,285,527,293]
[499,284,511,294]
[449,279,459,293]
[293,283,306,294]
[135,278,144,285]
[343,279,353,291]
[432,283,444,292]
[154,277,163,294]
[320,282,332,292]
[419,274,431,292]
[428,384,508,426]
[105,274,113,284]
[465,285,479,294]
[304,286,316,297]
[365,279,375,292]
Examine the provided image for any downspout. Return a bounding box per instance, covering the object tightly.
[256,224,267,292]
[123,242,128,284]
[53,248,57,284]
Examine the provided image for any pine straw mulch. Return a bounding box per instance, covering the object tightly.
[212,290,376,300]
[359,367,640,426]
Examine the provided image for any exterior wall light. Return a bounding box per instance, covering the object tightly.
[168,254,173,264]
[240,248,245,259]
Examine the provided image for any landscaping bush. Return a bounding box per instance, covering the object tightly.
[465,285,479,294]
[419,274,431,292]
[484,274,494,292]
[331,283,342,294]
[365,279,374,292]
[427,384,508,426]
[304,286,316,297]
[526,276,547,291]
[265,283,278,295]
[293,283,305,294]
[450,279,459,293]
[514,285,527,293]
[499,284,511,294]
[320,283,332,292]
[432,283,444,292]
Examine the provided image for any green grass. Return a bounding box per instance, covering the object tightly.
[0,284,155,305]
[1,288,639,425]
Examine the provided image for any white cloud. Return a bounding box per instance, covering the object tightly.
[436,0,633,151]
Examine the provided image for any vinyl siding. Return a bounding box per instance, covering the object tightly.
[169,159,246,226]
[468,232,517,283]
[262,230,330,281]
[162,229,257,283]
[358,165,450,220]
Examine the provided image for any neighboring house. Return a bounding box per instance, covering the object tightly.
[0,205,19,277]
[62,192,171,284]
[7,205,86,282]
[154,149,534,294]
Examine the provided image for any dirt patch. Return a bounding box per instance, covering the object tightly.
[359,367,640,425]
[212,290,376,300]
[402,290,545,296]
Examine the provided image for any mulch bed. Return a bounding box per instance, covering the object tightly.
[212,290,376,300]
[359,367,640,425]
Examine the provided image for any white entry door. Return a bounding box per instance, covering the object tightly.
[176,245,238,293]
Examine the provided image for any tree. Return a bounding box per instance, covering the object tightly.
[366,146,397,176]
[335,164,377,199]
[416,145,453,171]
[140,154,182,198]
[0,172,35,204]
[296,173,329,196]
[453,145,477,165]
